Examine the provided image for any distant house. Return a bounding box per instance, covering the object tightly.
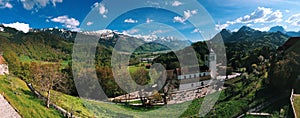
[0,54,9,75]
[0,27,4,32]
[140,58,155,63]
[145,64,151,69]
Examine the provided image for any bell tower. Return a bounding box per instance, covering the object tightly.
[205,49,216,78]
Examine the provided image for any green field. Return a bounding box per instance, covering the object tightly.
[19,55,70,68]
[0,32,12,38]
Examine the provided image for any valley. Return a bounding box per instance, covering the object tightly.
[0,24,299,117]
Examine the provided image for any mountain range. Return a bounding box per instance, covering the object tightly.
[213,26,290,70]
[0,23,295,75]
[219,26,289,46]
[27,27,192,52]
[268,26,300,37]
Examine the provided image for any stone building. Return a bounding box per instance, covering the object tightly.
[0,54,9,75]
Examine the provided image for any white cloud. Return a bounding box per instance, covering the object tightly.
[246,24,253,27]
[86,22,93,26]
[4,2,12,8]
[173,16,185,23]
[233,7,275,23]
[92,2,108,18]
[146,18,154,23]
[20,0,63,10]
[217,7,283,30]
[99,4,108,18]
[151,30,163,35]
[122,29,139,35]
[265,10,283,22]
[253,26,270,31]
[232,29,239,32]
[146,1,160,6]
[173,9,197,23]
[191,28,201,33]
[191,10,197,14]
[172,1,182,6]
[51,15,80,31]
[3,22,30,33]
[70,28,81,32]
[151,29,171,35]
[51,0,62,6]
[0,0,13,9]
[124,18,138,23]
[286,13,300,26]
[285,10,290,13]
[215,24,229,30]
[45,19,50,22]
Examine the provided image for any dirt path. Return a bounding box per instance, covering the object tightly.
[0,94,21,118]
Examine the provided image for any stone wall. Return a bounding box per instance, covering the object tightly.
[0,64,9,75]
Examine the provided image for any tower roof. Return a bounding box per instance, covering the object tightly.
[210,49,215,54]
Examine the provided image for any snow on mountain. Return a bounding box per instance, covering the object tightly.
[82,29,186,43]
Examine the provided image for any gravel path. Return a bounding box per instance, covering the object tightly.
[0,94,21,118]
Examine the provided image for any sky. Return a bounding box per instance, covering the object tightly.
[1,0,300,41]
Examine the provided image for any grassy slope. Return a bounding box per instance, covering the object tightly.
[0,76,63,118]
[293,95,300,117]
[0,75,202,118]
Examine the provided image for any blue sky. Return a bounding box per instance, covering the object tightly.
[1,0,300,41]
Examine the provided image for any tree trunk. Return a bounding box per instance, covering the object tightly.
[139,90,145,106]
[125,93,128,106]
[140,96,145,106]
[163,93,168,105]
[46,89,51,108]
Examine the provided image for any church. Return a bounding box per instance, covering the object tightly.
[166,49,217,91]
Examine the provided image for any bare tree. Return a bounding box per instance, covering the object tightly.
[162,82,171,105]
[131,68,149,106]
[30,63,67,108]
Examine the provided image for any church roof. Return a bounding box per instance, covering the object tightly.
[0,56,6,64]
[280,37,300,51]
